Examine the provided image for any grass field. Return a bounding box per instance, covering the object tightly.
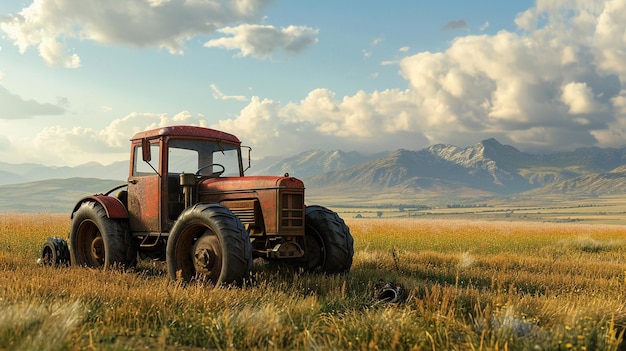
[328,194,626,225]
[3,212,626,350]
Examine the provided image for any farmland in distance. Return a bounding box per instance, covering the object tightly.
[321,194,626,225]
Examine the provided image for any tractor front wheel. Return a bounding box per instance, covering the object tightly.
[299,205,354,274]
[69,201,136,269]
[166,203,252,286]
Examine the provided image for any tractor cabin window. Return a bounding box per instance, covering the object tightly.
[167,139,240,177]
[133,143,160,176]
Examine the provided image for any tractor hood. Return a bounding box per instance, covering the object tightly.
[195,175,306,238]
[199,175,304,193]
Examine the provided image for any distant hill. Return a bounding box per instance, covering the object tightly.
[3,138,626,211]
[0,170,21,185]
[0,161,127,186]
[305,139,626,196]
[0,178,125,212]
[248,149,385,178]
[522,165,626,196]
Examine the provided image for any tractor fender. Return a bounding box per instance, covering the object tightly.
[71,195,128,219]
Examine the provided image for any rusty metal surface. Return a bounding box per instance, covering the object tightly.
[198,176,305,235]
[130,125,241,144]
[71,195,128,219]
[127,175,161,232]
[199,176,304,191]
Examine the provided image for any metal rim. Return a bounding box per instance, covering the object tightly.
[75,219,104,267]
[174,223,223,283]
[192,229,223,281]
[41,245,55,266]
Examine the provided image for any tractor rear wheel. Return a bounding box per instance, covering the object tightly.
[299,205,354,274]
[166,203,252,286]
[69,201,136,269]
[39,237,70,267]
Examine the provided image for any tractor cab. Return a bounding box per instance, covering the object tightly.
[126,126,247,235]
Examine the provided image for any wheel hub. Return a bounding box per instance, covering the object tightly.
[41,247,53,265]
[192,234,221,278]
[194,248,215,269]
[91,237,105,260]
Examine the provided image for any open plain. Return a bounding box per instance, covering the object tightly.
[3,204,626,350]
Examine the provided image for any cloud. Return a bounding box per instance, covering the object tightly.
[211,89,430,156]
[363,36,384,58]
[39,37,81,68]
[210,84,248,101]
[560,82,604,115]
[391,0,624,152]
[211,0,626,155]
[0,0,317,66]
[204,24,318,59]
[0,134,10,151]
[0,85,65,119]
[54,0,622,164]
[18,111,208,165]
[442,19,468,31]
[4,0,626,165]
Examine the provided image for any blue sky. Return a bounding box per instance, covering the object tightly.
[1,0,624,166]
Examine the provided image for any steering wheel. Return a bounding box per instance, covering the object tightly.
[195,163,225,178]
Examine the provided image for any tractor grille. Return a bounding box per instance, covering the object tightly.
[223,200,258,227]
[230,207,255,224]
[280,192,304,227]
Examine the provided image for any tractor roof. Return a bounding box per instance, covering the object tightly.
[130,125,241,144]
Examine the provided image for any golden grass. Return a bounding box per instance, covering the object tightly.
[2,214,626,350]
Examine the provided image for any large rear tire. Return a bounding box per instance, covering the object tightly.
[166,203,252,286]
[69,201,136,269]
[299,205,354,274]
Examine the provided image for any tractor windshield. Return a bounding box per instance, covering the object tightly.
[168,139,242,177]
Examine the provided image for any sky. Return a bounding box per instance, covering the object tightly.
[0,0,625,167]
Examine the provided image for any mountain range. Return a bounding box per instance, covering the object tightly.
[3,138,626,211]
[0,160,128,185]
[305,138,626,196]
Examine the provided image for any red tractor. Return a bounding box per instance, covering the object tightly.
[40,125,354,285]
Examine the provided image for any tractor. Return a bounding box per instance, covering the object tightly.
[39,125,354,285]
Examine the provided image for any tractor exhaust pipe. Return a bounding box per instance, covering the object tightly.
[180,173,196,208]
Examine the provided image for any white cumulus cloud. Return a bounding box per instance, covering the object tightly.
[561,82,604,115]
[208,0,626,156]
[4,0,626,165]
[0,0,320,66]
[22,111,207,165]
[204,24,319,59]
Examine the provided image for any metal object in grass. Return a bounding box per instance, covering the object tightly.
[374,280,405,303]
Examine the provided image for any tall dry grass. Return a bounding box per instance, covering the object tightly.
[2,214,626,350]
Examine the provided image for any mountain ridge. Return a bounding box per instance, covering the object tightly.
[303,138,602,194]
[0,160,128,185]
[3,138,626,211]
